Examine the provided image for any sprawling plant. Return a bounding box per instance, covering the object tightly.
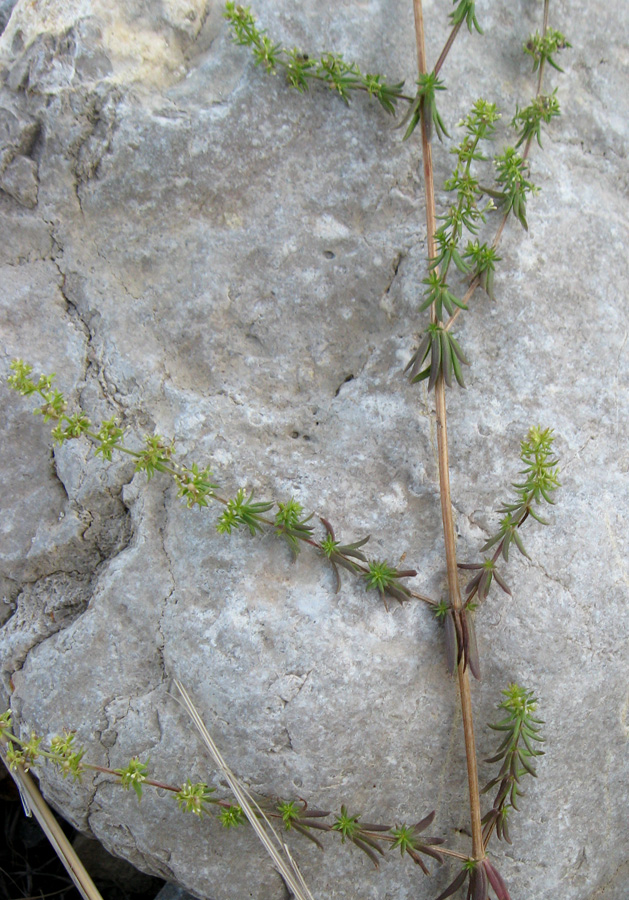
[2,0,569,897]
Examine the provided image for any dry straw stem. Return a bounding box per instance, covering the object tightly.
[172,679,316,900]
[411,0,484,861]
[0,741,105,900]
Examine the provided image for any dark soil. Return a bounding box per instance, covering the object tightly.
[0,763,165,900]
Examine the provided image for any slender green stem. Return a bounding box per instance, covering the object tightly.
[439,129,485,288]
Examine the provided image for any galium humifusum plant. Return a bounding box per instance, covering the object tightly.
[2,0,569,896]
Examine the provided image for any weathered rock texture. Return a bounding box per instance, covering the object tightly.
[1,1,628,899]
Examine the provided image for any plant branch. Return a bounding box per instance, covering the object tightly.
[411,0,484,861]
[538,0,551,93]
[443,0,557,337]
[434,22,462,77]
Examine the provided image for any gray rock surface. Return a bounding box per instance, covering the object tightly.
[0,1,627,899]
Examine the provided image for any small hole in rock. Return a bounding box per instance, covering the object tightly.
[291,431,300,439]
[323,250,335,259]
[303,435,311,441]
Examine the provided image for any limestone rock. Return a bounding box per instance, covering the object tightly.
[0,152,38,205]
[0,1,19,36]
[0,101,38,170]
[0,2,628,900]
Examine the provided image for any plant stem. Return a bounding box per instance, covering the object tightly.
[411,0,484,861]
[434,22,462,76]
[538,0,551,93]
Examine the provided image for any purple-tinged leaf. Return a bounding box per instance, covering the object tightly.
[299,818,333,830]
[451,347,466,387]
[472,863,488,900]
[512,529,529,558]
[297,807,331,818]
[441,330,453,388]
[478,570,491,601]
[351,836,382,868]
[418,843,446,864]
[413,810,436,832]
[412,365,431,384]
[292,822,325,850]
[483,860,512,900]
[433,867,468,900]
[480,776,501,794]
[466,571,483,594]
[449,333,470,365]
[517,751,538,777]
[428,332,442,392]
[406,333,431,379]
[480,532,503,552]
[493,569,512,596]
[330,560,341,593]
[465,610,481,680]
[484,750,508,765]
[408,848,430,875]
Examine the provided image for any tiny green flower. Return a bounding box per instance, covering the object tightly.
[135,434,176,479]
[5,742,26,771]
[94,417,125,461]
[115,757,149,801]
[175,463,219,508]
[364,560,398,594]
[512,91,561,148]
[274,799,332,848]
[49,731,86,781]
[176,780,215,816]
[7,359,37,395]
[524,29,571,73]
[52,413,91,444]
[22,733,44,769]
[34,388,67,422]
